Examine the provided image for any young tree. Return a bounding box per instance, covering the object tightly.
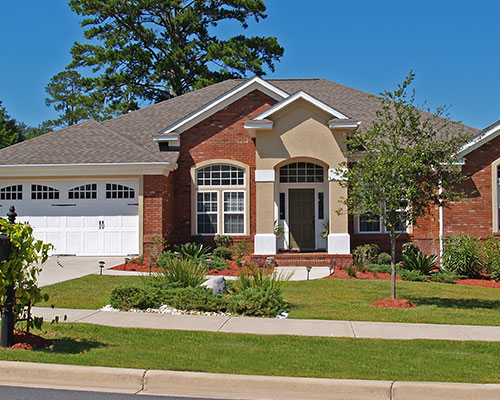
[44,70,104,128]
[47,0,284,119]
[337,72,471,299]
[0,101,21,149]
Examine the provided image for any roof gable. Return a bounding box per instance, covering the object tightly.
[458,120,500,157]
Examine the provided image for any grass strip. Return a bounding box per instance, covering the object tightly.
[40,275,500,326]
[1,323,500,383]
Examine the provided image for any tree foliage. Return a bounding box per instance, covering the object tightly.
[46,0,283,121]
[337,72,471,298]
[0,219,52,332]
[0,101,22,149]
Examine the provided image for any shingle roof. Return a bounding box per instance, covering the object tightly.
[0,78,479,166]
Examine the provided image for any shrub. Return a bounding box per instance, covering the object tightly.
[229,286,289,317]
[481,237,500,279]
[156,256,206,287]
[377,252,392,265]
[235,238,251,266]
[367,264,392,274]
[173,242,211,262]
[232,264,291,294]
[402,242,419,258]
[110,286,157,310]
[213,246,233,260]
[400,251,439,275]
[208,256,228,271]
[352,244,379,267]
[429,271,460,284]
[442,234,483,278]
[345,265,357,278]
[169,287,229,312]
[397,269,428,282]
[214,235,233,248]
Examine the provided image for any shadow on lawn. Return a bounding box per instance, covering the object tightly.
[407,297,500,310]
[39,337,107,354]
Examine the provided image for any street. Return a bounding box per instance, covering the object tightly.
[0,385,228,400]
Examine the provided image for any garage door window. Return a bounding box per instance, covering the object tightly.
[69,184,97,199]
[0,185,22,200]
[31,185,59,200]
[106,183,135,199]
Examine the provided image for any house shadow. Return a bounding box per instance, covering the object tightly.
[37,337,108,354]
[406,296,500,310]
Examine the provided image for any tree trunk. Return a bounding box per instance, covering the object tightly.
[390,232,396,299]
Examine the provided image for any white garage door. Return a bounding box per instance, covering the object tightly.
[0,180,139,256]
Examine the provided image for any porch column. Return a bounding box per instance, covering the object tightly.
[254,170,276,255]
[328,179,350,254]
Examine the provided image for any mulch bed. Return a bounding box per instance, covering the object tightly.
[372,298,416,308]
[456,278,500,289]
[11,331,52,350]
[324,269,401,281]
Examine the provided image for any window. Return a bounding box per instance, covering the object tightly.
[106,183,135,199]
[0,185,22,200]
[279,193,286,220]
[31,185,59,200]
[318,192,324,220]
[223,191,245,234]
[194,163,248,235]
[279,162,324,183]
[197,192,218,234]
[69,184,97,199]
[197,165,244,186]
[358,213,381,233]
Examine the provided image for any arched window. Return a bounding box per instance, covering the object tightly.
[195,164,246,235]
[69,184,97,199]
[31,184,59,200]
[279,162,324,183]
[0,185,22,200]
[105,183,135,199]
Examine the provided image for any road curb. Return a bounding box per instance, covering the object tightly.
[0,361,500,399]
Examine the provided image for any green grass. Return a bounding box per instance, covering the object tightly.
[1,323,499,383]
[39,275,500,326]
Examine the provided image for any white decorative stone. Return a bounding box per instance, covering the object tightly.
[255,169,275,182]
[254,233,276,255]
[328,233,350,254]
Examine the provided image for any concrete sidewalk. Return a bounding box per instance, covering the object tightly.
[32,306,500,342]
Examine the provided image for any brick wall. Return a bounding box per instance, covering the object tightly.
[170,90,277,247]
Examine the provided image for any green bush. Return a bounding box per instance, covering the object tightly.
[402,242,419,257]
[235,238,251,266]
[442,234,483,278]
[229,286,289,317]
[173,242,211,262]
[397,269,428,282]
[352,244,379,267]
[345,265,357,277]
[110,286,158,310]
[232,265,291,294]
[207,256,228,271]
[213,246,233,260]
[214,235,233,248]
[156,256,206,287]
[481,237,500,280]
[429,271,460,284]
[401,251,439,275]
[367,264,392,274]
[169,287,229,312]
[377,252,392,265]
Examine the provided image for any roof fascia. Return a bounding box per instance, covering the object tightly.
[458,121,500,157]
[161,77,289,135]
[253,91,349,121]
[0,162,177,178]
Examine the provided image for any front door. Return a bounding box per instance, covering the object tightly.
[289,189,315,250]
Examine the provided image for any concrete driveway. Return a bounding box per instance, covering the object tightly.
[38,256,125,287]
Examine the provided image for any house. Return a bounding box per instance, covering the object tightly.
[0,76,492,261]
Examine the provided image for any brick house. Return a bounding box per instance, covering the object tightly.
[0,76,493,261]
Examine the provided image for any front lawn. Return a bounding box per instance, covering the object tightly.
[39,274,500,326]
[1,323,499,383]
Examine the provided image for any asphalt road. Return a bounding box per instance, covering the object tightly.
[0,385,227,400]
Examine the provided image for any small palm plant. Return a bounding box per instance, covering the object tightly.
[400,251,439,275]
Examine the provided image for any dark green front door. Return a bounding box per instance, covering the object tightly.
[289,189,315,250]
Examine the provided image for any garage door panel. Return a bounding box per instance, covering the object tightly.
[47,216,63,229]
[122,231,138,254]
[103,231,121,255]
[83,232,100,254]
[122,215,139,229]
[67,216,84,229]
[47,232,63,253]
[66,232,82,255]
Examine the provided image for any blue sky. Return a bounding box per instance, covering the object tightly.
[1,1,499,129]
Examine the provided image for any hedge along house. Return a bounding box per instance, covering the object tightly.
[0,77,486,262]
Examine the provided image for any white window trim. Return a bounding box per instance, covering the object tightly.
[357,214,383,234]
[222,190,246,236]
[196,190,219,236]
[196,165,246,188]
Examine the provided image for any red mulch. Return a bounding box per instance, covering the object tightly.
[10,331,52,350]
[111,257,161,273]
[372,298,416,308]
[456,278,500,289]
[324,269,401,281]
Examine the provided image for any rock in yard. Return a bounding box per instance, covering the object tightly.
[201,276,227,294]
